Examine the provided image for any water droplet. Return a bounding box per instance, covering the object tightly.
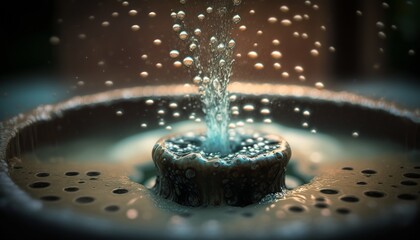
[141,54,148,60]
[101,21,110,27]
[140,71,149,78]
[271,51,282,59]
[293,15,303,21]
[183,57,194,67]
[302,122,309,128]
[177,11,186,20]
[254,63,264,70]
[281,19,292,26]
[247,51,258,59]
[153,39,162,45]
[352,132,359,138]
[268,17,278,24]
[198,14,205,20]
[141,123,147,128]
[78,34,87,40]
[243,105,255,111]
[310,49,319,56]
[408,49,415,56]
[172,24,181,32]
[329,46,336,52]
[280,6,289,12]
[156,63,163,68]
[356,10,363,16]
[299,75,306,81]
[49,36,60,45]
[173,61,182,68]
[116,110,124,116]
[105,80,113,86]
[179,31,188,40]
[303,110,310,116]
[131,25,140,31]
[170,50,180,58]
[294,66,304,73]
[128,10,137,16]
[122,1,129,7]
[233,0,241,5]
[314,41,322,48]
[112,12,119,17]
[281,72,289,78]
[148,12,157,18]
[194,28,201,36]
[232,15,241,24]
[378,31,386,39]
[273,63,281,70]
[228,39,236,48]
[315,82,324,89]
[261,109,270,115]
[145,99,154,105]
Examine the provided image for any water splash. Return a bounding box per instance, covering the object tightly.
[173,1,241,154]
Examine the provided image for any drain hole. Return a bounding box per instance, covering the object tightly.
[397,194,418,200]
[112,188,129,194]
[288,206,305,213]
[336,208,350,215]
[75,196,95,204]
[40,196,60,202]
[315,203,328,209]
[340,196,359,203]
[29,182,50,188]
[13,166,23,169]
[403,173,420,179]
[361,169,377,175]
[105,205,120,212]
[64,187,79,192]
[315,197,325,202]
[86,171,101,176]
[78,181,86,184]
[320,189,339,194]
[242,212,254,217]
[401,180,417,186]
[36,172,50,177]
[65,171,79,176]
[364,191,386,198]
[342,167,353,171]
[357,181,367,185]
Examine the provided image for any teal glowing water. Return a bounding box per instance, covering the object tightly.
[173,1,240,154]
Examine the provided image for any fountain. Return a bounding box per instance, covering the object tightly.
[0,0,419,239]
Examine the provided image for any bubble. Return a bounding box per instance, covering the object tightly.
[314,41,322,48]
[281,19,292,26]
[272,39,280,46]
[257,30,263,35]
[305,1,311,5]
[198,14,205,20]
[183,57,194,67]
[141,54,148,60]
[268,17,278,23]
[261,98,270,104]
[254,63,264,70]
[128,10,137,16]
[293,32,300,38]
[105,80,113,86]
[172,24,181,32]
[49,36,60,45]
[153,39,162,45]
[116,110,124,116]
[273,63,281,70]
[156,63,163,68]
[243,105,255,111]
[232,15,241,24]
[97,60,105,67]
[206,7,213,13]
[249,9,255,15]
[171,12,177,18]
[131,25,140,31]
[302,122,309,128]
[310,49,319,56]
[313,4,319,10]
[140,71,149,78]
[281,72,289,78]
[382,2,389,8]
[294,66,304,73]
[280,6,289,12]
[247,51,258,59]
[149,12,157,18]
[145,99,154,105]
[179,31,188,40]
[101,21,110,27]
[329,46,336,52]
[294,107,300,112]
[170,50,180,58]
[299,75,306,81]
[173,112,180,118]
[177,11,186,20]
[271,51,282,59]
[158,109,165,115]
[239,25,247,31]
[173,61,182,68]
[112,12,119,17]
[141,123,147,128]
[301,33,308,39]
[352,132,359,138]
[315,82,324,89]
[189,43,197,51]
[122,1,129,7]
[264,119,272,124]
[320,25,326,31]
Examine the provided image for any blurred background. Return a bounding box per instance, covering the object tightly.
[1,0,419,120]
